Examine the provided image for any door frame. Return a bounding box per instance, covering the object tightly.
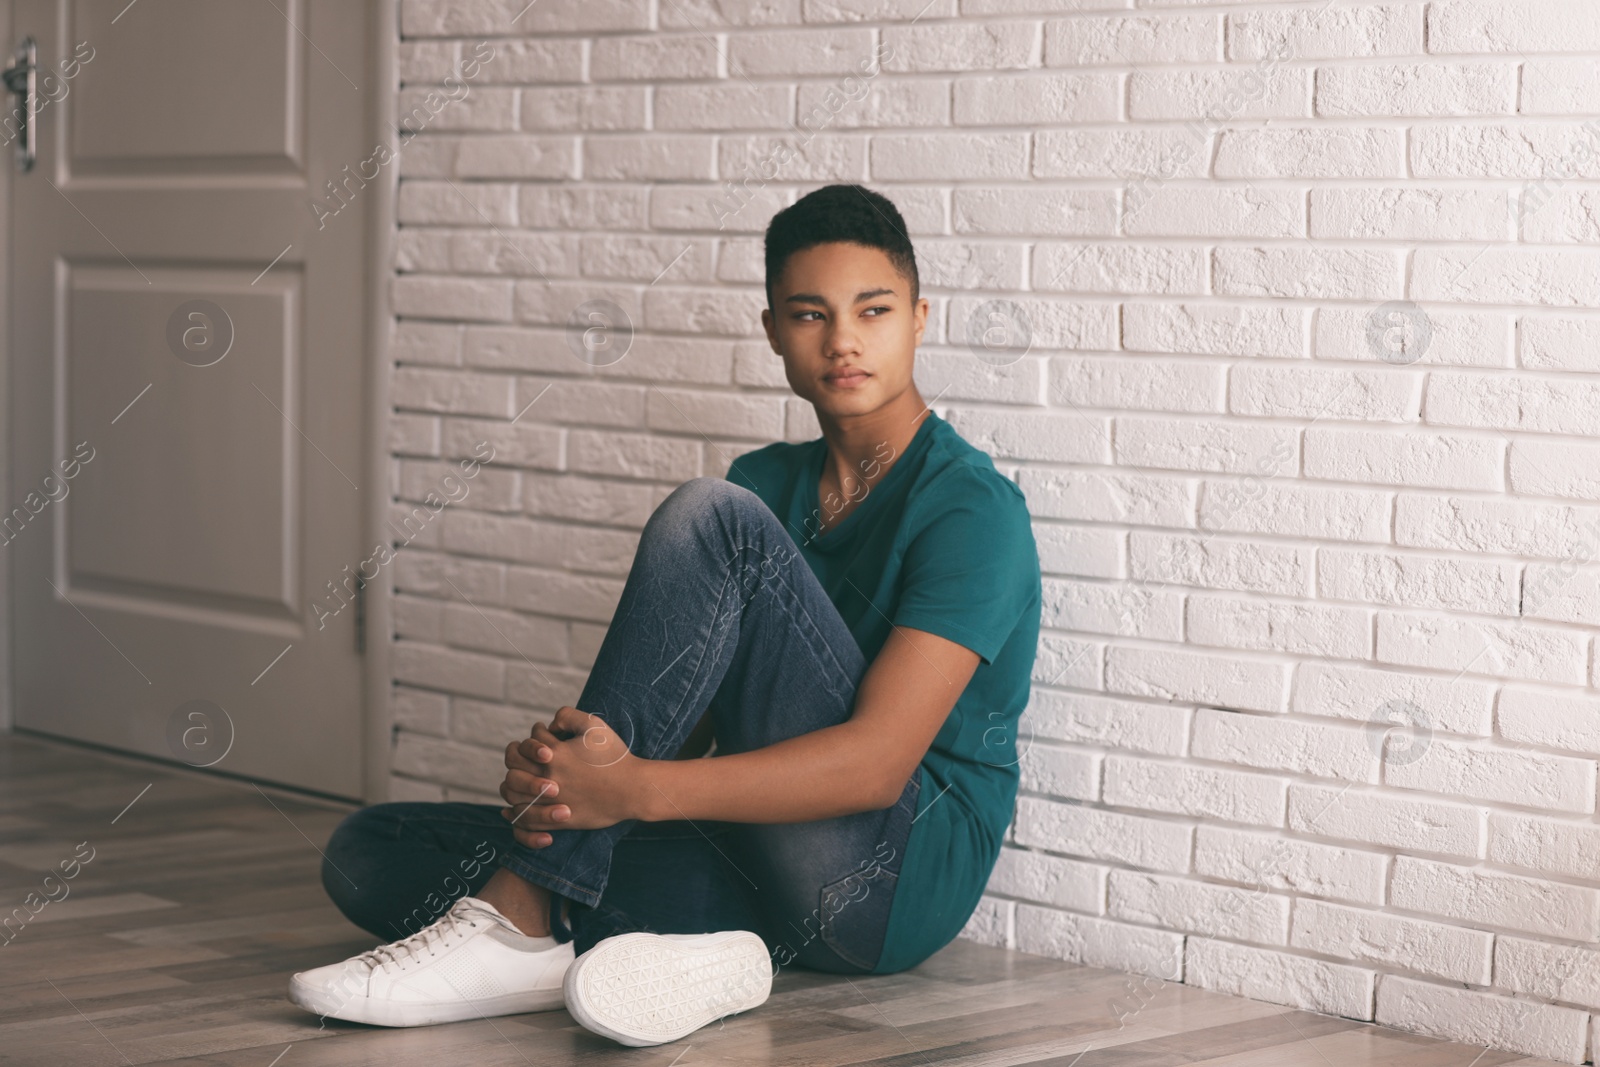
[0,0,399,805]
[362,0,397,803]
[0,0,13,745]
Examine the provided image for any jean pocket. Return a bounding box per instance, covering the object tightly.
[817,860,898,972]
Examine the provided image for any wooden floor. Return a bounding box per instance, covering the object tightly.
[0,733,1569,1067]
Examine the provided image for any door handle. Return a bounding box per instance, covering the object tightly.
[1,36,35,172]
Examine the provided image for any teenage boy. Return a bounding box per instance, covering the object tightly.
[288,183,1041,1047]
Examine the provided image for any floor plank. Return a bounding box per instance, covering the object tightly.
[0,733,1575,1066]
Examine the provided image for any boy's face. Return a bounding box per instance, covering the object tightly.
[761,241,928,423]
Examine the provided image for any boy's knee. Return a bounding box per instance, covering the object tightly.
[651,478,763,541]
[668,477,753,512]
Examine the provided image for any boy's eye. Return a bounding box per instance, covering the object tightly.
[793,303,896,321]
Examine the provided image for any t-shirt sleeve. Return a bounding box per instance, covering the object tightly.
[891,466,1038,665]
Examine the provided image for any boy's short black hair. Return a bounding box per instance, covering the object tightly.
[763,183,920,312]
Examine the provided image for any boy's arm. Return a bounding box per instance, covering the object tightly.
[634,624,980,823]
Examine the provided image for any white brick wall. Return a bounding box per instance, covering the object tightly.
[390,2,1600,1061]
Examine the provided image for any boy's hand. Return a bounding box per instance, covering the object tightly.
[498,736,559,848]
[499,705,644,848]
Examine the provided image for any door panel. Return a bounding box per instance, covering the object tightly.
[70,2,300,175]
[67,265,297,611]
[10,0,372,797]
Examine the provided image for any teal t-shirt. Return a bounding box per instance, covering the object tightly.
[726,411,1042,973]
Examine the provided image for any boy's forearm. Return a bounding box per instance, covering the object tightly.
[631,721,897,824]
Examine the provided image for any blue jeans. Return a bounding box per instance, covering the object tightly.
[322,478,924,974]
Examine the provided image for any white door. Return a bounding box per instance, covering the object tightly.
[9,0,375,797]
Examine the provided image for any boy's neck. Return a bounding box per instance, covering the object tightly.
[815,386,930,493]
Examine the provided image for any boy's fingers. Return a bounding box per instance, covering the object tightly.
[521,732,555,762]
[510,738,552,768]
[503,816,552,847]
[499,780,559,809]
[501,801,571,827]
[504,769,555,796]
[502,791,566,815]
[511,825,552,848]
[551,705,611,740]
[505,739,550,769]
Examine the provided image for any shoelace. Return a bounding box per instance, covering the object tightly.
[355,900,487,973]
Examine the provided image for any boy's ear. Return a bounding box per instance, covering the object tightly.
[761,308,781,356]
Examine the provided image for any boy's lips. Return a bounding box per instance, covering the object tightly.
[823,367,871,386]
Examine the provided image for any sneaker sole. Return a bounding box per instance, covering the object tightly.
[289,961,570,1028]
[562,930,773,1047]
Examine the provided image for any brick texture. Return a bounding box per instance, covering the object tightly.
[389,3,1600,1061]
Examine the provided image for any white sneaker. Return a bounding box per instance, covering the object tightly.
[288,896,574,1027]
[562,929,772,1047]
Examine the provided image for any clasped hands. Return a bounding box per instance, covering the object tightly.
[499,705,644,849]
